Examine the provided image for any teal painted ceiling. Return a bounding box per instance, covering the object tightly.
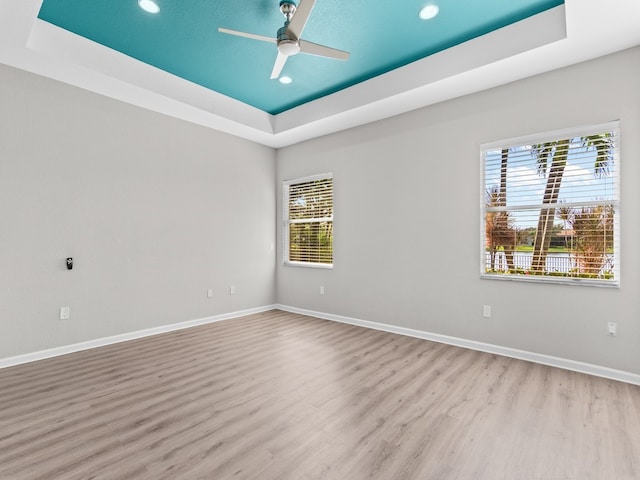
[37,0,563,115]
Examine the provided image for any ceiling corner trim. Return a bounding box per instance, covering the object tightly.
[26,19,277,137]
[270,5,567,141]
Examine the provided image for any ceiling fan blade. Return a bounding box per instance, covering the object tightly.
[286,0,315,39]
[218,27,276,44]
[299,40,350,60]
[270,52,289,79]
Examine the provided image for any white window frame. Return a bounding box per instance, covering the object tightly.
[283,173,334,269]
[480,121,620,287]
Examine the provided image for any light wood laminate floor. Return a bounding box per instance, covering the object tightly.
[1,310,639,480]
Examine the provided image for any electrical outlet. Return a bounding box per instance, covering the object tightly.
[320,286,325,295]
[60,306,70,320]
[207,289,213,298]
[607,322,617,336]
[230,285,236,295]
[483,305,491,318]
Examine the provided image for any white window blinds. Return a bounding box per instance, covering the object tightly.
[283,174,333,266]
[481,122,620,286]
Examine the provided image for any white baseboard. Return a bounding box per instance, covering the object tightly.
[275,304,640,386]
[0,305,277,370]
[5,303,638,386]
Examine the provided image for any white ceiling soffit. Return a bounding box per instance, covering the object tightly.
[1,1,640,148]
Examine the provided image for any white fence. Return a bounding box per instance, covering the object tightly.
[485,252,613,274]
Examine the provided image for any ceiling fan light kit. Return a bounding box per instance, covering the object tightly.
[277,38,301,56]
[218,0,350,80]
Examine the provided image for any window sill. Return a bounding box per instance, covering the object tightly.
[284,261,333,269]
[481,272,619,288]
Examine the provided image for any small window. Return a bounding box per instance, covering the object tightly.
[283,173,333,267]
[481,122,619,286]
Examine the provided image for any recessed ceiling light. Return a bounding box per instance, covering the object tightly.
[279,76,292,85]
[138,0,160,14]
[419,4,439,20]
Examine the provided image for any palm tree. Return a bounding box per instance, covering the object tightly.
[485,187,499,270]
[499,148,516,271]
[530,134,613,273]
[556,201,575,250]
[485,186,515,272]
[570,205,614,276]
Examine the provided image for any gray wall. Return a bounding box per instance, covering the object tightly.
[276,46,640,375]
[0,64,276,358]
[2,46,638,376]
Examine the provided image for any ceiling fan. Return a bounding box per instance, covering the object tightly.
[218,0,350,79]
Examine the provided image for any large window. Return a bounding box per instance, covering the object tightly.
[283,173,333,267]
[481,122,619,286]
